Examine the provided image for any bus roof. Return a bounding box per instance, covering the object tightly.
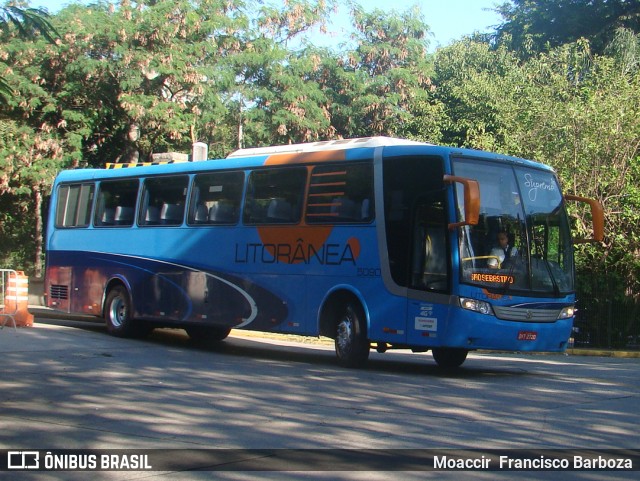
[225,136,427,158]
[54,137,554,184]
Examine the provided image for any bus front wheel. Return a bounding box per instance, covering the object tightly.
[335,302,370,368]
[432,347,468,369]
[104,286,149,338]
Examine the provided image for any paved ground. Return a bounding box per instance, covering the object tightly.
[1,320,639,480]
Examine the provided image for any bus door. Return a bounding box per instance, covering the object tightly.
[383,154,450,344]
[406,193,452,344]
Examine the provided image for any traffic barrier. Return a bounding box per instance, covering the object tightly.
[1,269,18,329]
[1,269,33,328]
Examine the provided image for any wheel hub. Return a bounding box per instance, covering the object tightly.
[110,298,125,328]
[336,318,353,353]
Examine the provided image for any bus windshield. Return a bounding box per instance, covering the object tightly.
[453,158,574,296]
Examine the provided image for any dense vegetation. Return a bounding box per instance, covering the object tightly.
[1,0,639,346]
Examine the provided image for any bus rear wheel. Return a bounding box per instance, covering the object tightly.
[104,285,150,338]
[432,347,468,369]
[335,302,370,368]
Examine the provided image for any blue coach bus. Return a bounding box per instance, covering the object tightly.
[45,137,603,368]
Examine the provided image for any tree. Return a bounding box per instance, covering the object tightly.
[0,4,61,275]
[335,3,433,137]
[0,0,254,273]
[0,4,57,100]
[432,39,524,150]
[494,0,640,56]
[245,47,334,144]
[0,119,62,274]
[0,0,341,271]
[237,0,337,146]
[89,0,250,161]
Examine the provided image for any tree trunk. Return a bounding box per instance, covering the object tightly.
[34,187,44,278]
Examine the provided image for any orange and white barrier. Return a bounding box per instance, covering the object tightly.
[1,269,33,328]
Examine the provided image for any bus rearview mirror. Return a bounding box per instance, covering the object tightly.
[564,194,604,244]
[444,175,480,230]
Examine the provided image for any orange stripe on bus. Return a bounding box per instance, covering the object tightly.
[265,150,346,165]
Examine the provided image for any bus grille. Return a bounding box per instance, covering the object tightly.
[493,305,561,322]
[49,284,69,300]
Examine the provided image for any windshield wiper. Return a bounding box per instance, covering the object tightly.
[531,228,561,296]
[540,257,561,296]
[499,256,519,295]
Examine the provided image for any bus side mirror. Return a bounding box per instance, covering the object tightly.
[444,175,480,230]
[564,194,604,244]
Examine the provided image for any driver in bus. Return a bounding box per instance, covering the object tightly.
[487,230,518,269]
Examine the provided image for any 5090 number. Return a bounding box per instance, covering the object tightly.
[357,267,381,277]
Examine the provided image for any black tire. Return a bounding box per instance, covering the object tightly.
[334,302,370,368]
[432,347,468,369]
[104,285,150,338]
[186,325,231,345]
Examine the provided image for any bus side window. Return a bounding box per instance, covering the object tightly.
[306,163,374,224]
[140,176,188,227]
[94,179,138,228]
[55,183,95,228]
[187,171,244,225]
[243,168,306,225]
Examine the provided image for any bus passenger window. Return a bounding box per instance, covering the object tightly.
[55,183,95,228]
[139,176,188,226]
[94,179,138,227]
[188,171,244,225]
[243,168,307,225]
[306,163,374,224]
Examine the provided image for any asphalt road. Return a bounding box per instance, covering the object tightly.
[1,319,639,480]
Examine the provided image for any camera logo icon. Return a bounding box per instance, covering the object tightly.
[7,451,40,470]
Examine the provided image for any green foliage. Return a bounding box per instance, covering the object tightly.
[339,4,433,137]
[432,40,525,150]
[0,6,58,42]
[243,45,333,144]
[0,5,58,100]
[0,119,56,273]
[494,0,640,56]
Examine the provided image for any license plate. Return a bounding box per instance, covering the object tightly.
[517,330,537,341]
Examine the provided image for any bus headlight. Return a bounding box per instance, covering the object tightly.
[558,306,575,319]
[460,297,494,316]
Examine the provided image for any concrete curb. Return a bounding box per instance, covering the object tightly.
[566,348,640,358]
